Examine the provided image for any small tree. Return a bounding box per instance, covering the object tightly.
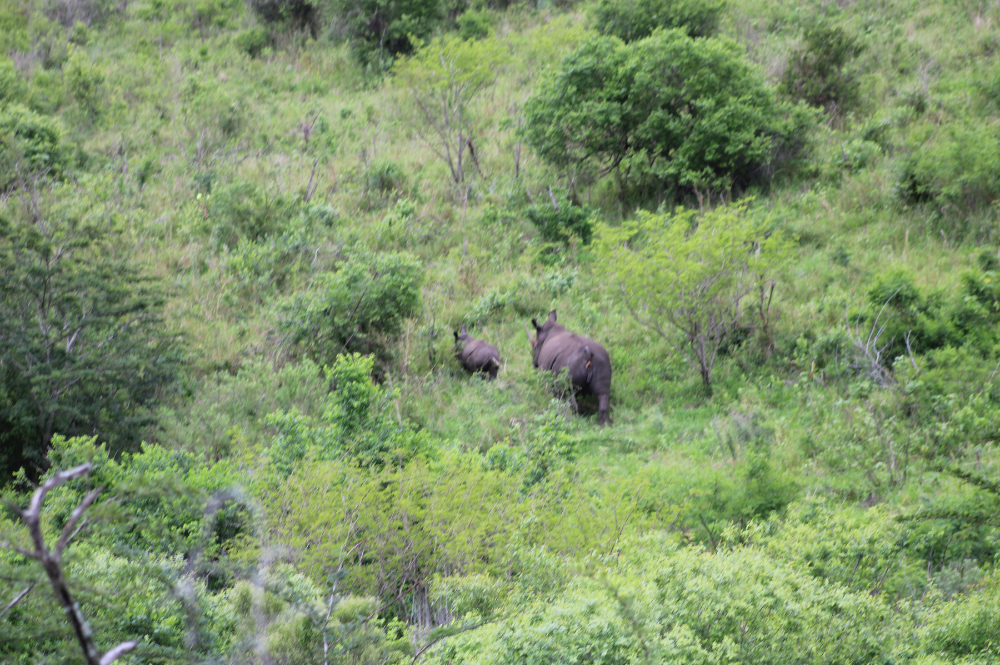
[279,251,422,365]
[523,29,802,199]
[331,0,445,69]
[0,183,181,477]
[780,23,864,114]
[394,34,506,187]
[591,0,726,41]
[593,201,791,388]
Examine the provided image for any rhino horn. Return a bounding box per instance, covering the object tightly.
[524,322,536,348]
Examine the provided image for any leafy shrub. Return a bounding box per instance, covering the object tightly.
[861,270,958,361]
[234,27,270,57]
[64,47,105,120]
[247,0,316,32]
[363,159,407,206]
[524,197,596,246]
[0,58,27,106]
[457,9,492,40]
[280,251,422,364]
[524,30,807,197]
[895,121,1000,217]
[0,104,70,185]
[780,23,864,113]
[158,358,329,459]
[267,353,433,471]
[591,0,725,41]
[594,202,793,387]
[207,180,300,250]
[329,0,443,70]
[441,534,898,664]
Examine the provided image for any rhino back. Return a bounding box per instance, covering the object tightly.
[537,331,611,393]
[461,339,499,370]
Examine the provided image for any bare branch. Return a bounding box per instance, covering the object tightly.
[98,641,139,665]
[56,487,103,558]
[7,464,142,665]
[0,584,34,620]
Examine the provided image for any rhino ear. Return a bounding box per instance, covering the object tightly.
[548,310,557,322]
[531,317,539,330]
[461,325,467,335]
[453,331,459,342]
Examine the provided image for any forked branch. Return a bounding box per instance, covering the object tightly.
[8,463,138,665]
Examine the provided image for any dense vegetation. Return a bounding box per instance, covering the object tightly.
[2,0,1000,661]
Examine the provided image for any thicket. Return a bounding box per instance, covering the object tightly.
[3,0,1000,662]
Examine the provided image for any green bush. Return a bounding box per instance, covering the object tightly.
[457,9,492,40]
[280,251,422,364]
[207,180,300,250]
[591,0,725,41]
[329,0,444,69]
[524,197,596,246]
[895,121,1000,217]
[0,103,70,185]
[523,30,807,197]
[247,0,317,32]
[438,534,899,664]
[780,23,864,113]
[234,27,270,57]
[0,57,27,107]
[362,159,408,206]
[64,47,105,121]
[267,353,433,470]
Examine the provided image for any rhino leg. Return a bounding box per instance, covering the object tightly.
[598,393,610,426]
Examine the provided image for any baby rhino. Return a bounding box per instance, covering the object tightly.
[454,326,501,380]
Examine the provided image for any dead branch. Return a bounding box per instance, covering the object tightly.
[8,463,138,665]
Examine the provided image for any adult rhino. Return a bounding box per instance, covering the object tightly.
[526,310,611,425]
[454,326,501,380]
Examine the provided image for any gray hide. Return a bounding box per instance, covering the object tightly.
[454,326,501,380]
[529,310,612,425]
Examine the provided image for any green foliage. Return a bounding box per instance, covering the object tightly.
[591,0,725,41]
[523,29,805,197]
[158,358,329,459]
[362,159,407,206]
[44,0,120,27]
[267,353,433,471]
[393,33,506,184]
[895,121,1000,219]
[524,195,596,246]
[594,201,793,386]
[457,9,492,40]
[0,104,70,186]
[280,251,422,364]
[0,185,181,478]
[64,47,105,121]
[234,27,270,57]
[0,58,27,107]
[330,0,444,70]
[248,0,317,31]
[207,180,300,250]
[780,23,864,113]
[438,534,900,664]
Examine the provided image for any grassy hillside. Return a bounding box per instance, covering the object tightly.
[2,0,1000,662]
